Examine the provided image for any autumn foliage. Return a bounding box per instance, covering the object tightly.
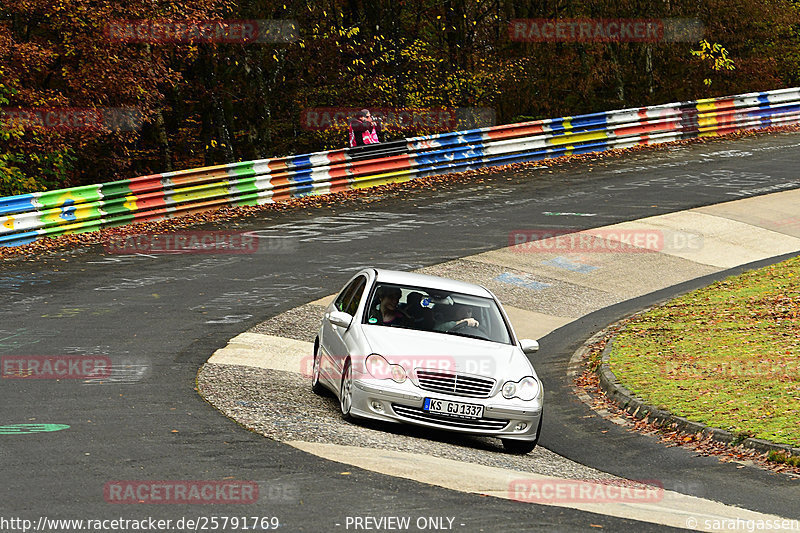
[1,0,799,195]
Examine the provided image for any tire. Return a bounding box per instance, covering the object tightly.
[339,360,354,420]
[501,438,537,454]
[502,412,543,454]
[311,340,325,395]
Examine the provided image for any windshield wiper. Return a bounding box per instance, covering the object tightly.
[443,331,490,341]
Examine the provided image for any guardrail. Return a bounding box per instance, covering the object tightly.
[2,87,799,247]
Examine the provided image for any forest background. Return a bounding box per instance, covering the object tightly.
[1,0,799,196]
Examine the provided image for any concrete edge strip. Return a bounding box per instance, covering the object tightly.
[286,441,797,532]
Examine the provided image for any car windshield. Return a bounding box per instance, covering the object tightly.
[363,282,513,344]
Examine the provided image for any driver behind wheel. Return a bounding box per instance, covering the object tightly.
[434,303,479,332]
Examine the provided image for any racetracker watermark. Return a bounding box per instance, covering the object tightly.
[0,516,280,532]
[509,228,703,253]
[2,356,111,379]
[663,359,800,381]
[0,107,143,132]
[340,516,459,530]
[510,478,663,504]
[104,481,259,504]
[302,354,496,383]
[774,216,800,229]
[300,106,496,133]
[104,19,298,43]
[103,231,262,255]
[686,516,800,532]
[509,18,704,43]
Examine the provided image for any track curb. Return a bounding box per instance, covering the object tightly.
[592,325,800,459]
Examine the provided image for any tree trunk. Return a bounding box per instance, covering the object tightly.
[154,110,172,172]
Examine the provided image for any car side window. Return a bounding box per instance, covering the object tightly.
[342,277,367,316]
[335,275,367,316]
[335,277,361,312]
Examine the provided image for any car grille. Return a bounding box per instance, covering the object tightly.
[415,369,495,398]
[391,404,508,431]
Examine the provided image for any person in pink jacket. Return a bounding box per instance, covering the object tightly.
[348,109,381,147]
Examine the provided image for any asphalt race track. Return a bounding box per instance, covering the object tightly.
[2,132,800,532]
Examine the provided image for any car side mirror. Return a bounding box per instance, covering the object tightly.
[520,339,539,355]
[328,310,353,329]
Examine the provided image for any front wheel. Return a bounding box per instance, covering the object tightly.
[501,438,537,454]
[311,341,325,395]
[339,360,354,420]
[502,412,542,454]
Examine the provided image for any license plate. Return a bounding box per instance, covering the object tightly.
[423,398,483,419]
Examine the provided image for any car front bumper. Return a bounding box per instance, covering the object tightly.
[350,378,543,440]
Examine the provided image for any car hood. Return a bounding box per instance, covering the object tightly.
[361,325,535,378]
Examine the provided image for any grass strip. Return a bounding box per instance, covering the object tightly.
[609,254,800,447]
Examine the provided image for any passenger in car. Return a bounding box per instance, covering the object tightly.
[434,304,479,332]
[368,285,410,327]
[404,291,435,330]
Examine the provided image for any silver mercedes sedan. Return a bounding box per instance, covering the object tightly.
[312,268,543,453]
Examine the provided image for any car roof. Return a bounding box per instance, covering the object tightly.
[371,268,492,298]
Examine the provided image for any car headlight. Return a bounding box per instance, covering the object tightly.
[502,376,539,401]
[365,354,407,384]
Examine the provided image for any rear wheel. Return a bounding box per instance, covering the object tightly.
[339,360,353,420]
[311,340,325,395]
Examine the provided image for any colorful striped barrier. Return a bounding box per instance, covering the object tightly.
[2,87,799,247]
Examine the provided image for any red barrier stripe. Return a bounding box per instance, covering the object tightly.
[347,155,413,176]
[132,206,170,222]
[327,166,351,180]
[127,174,165,195]
[327,151,348,164]
[267,176,293,190]
[614,119,681,136]
[328,177,351,193]
[268,160,289,172]
[487,123,545,139]
[270,189,294,202]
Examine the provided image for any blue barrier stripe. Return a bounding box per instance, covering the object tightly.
[290,183,314,196]
[548,118,569,133]
[413,145,486,157]
[0,194,38,216]
[414,162,484,178]
[289,155,312,169]
[456,139,609,169]
[456,132,486,145]
[414,143,608,177]
[573,142,610,155]
[289,169,314,184]
[744,104,800,118]
[408,131,486,150]
[565,116,609,130]
[0,229,42,246]
[484,151,551,166]
[412,147,485,166]
[570,112,609,129]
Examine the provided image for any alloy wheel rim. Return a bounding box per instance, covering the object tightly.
[312,353,321,385]
[341,366,352,414]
